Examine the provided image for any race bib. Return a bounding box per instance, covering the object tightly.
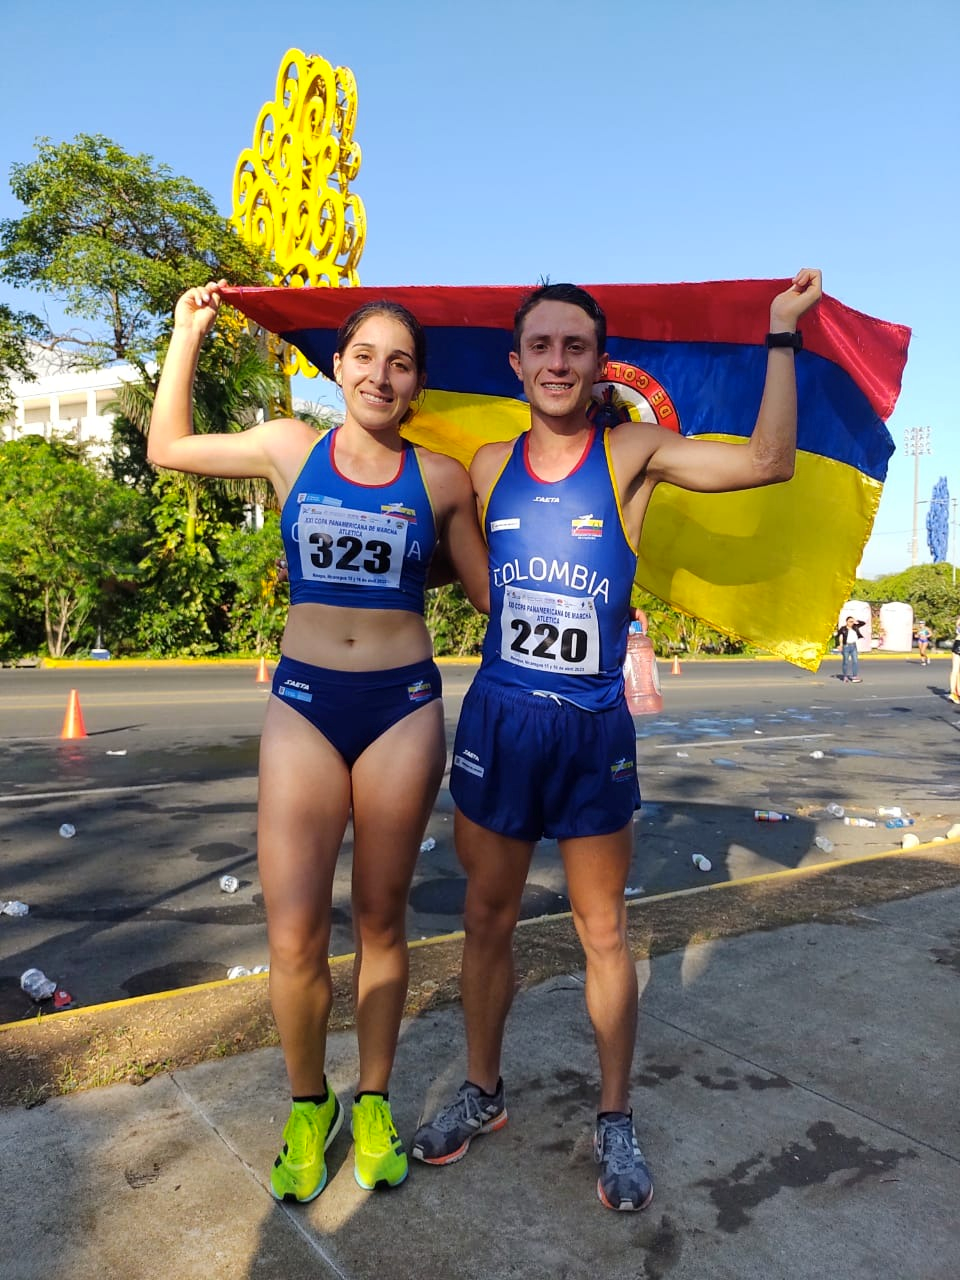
[296,504,406,588]
[500,586,599,675]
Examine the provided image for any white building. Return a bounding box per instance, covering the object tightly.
[0,344,141,457]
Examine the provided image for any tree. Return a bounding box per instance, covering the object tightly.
[0,438,146,656]
[424,584,487,656]
[0,301,42,419]
[219,513,287,655]
[852,563,960,643]
[0,134,268,372]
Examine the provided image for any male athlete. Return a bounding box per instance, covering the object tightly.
[412,270,823,1210]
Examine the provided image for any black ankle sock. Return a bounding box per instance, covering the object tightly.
[465,1077,502,1099]
[292,1082,329,1106]
[354,1090,388,1103]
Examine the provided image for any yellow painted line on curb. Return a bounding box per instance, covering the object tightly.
[3,837,958,1035]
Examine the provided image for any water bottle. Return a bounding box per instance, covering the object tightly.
[623,629,663,716]
[20,968,56,1001]
[814,836,834,853]
[419,837,437,853]
[877,806,902,818]
[219,875,239,894]
[885,818,915,829]
[844,817,876,828]
[754,810,791,822]
[59,823,76,838]
[226,965,251,979]
[1,900,29,917]
[825,803,845,819]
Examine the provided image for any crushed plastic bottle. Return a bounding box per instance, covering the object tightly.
[59,823,76,839]
[20,968,57,1001]
[251,964,270,974]
[809,750,825,760]
[884,817,915,829]
[419,837,436,853]
[754,810,791,822]
[226,965,251,979]
[691,853,713,871]
[1,900,29,917]
[623,886,644,898]
[814,836,834,853]
[219,875,239,894]
[844,817,877,828]
[901,833,921,849]
[676,751,690,758]
[877,806,902,818]
[825,804,845,819]
[947,824,960,840]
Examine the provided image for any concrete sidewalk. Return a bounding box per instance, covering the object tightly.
[1,888,958,1280]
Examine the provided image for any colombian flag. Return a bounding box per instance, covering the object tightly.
[221,281,909,670]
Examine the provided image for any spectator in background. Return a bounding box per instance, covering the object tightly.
[836,616,864,683]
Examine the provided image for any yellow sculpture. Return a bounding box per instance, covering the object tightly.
[231,48,366,377]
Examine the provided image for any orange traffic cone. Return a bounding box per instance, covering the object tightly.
[60,688,87,739]
[255,656,270,684]
[671,655,682,676]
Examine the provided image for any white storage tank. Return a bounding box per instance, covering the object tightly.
[878,601,914,652]
[838,600,872,650]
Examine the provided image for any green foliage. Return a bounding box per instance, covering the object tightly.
[0,437,146,656]
[218,513,286,654]
[630,587,748,656]
[425,584,487,656]
[131,473,242,656]
[0,302,42,419]
[0,134,268,370]
[851,563,960,642]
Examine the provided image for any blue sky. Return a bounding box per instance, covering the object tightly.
[2,0,957,577]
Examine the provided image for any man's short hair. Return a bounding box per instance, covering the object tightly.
[512,283,607,355]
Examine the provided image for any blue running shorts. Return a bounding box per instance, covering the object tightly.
[450,677,641,841]
[272,654,441,766]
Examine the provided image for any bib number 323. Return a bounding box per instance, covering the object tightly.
[296,504,406,588]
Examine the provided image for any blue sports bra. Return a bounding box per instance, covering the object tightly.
[280,429,437,612]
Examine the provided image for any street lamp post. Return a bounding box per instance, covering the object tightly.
[903,426,931,565]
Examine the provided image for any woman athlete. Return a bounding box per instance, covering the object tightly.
[148,281,489,1202]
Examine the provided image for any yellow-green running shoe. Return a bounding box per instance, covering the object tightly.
[351,1095,408,1190]
[270,1093,344,1203]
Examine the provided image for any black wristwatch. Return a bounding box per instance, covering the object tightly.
[765,331,803,350]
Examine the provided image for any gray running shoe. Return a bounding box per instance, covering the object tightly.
[594,1113,654,1211]
[411,1080,507,1165]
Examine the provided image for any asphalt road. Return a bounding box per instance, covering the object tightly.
[1,654,958,1021]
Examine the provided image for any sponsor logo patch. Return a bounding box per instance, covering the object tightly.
[383,503,417,524]
[490,517,521,532]
[298,493,342,506]
[279,684,313,703]
[453,753,485,778]
[407,679,434,702]
[572,514,603,539]
[610,756,634,782]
